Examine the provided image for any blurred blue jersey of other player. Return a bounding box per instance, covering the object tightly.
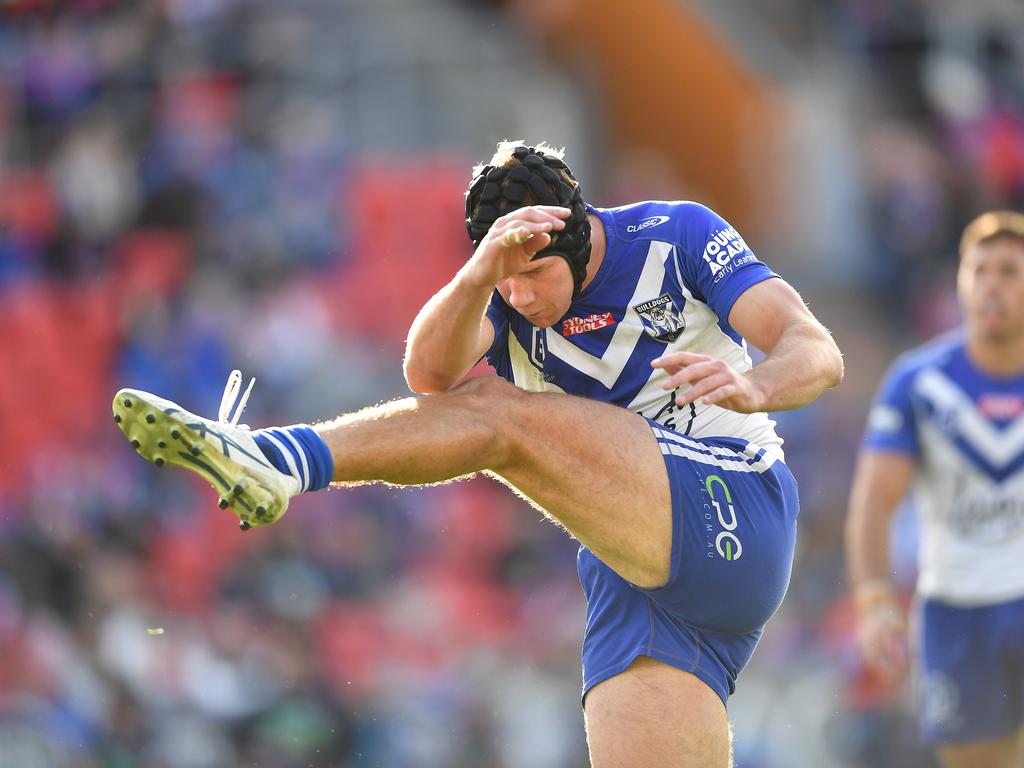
[847,211,1024,768]
[113,141,843,767]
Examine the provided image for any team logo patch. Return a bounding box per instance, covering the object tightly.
[632,293,685,342]
[562,312,616,337]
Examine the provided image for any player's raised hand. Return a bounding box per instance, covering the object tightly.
[465,206,570,288]
[652,351,767,413]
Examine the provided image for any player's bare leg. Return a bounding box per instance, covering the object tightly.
[114,373,670,582]
[115,373,732,763]
[316,378,730,763]
[937,728,1024,768]
[584,657,731,768]
[317,375,672,588]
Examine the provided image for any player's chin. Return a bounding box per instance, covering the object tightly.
[978,320,1017,342]
[524,311,559,328]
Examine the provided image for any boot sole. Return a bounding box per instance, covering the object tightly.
[112,389,287,529]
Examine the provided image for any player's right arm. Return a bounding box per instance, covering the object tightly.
[403,206,568,393]
[845,448,915,684]
[845,354,921,684]
[403,266,496,394]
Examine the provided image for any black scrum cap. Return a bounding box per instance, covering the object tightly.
[465,145,591,298]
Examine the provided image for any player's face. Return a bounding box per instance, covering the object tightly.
[496,255,574,328]
[958,237,1024,343]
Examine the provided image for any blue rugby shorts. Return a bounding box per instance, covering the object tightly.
[918,595,1024,745]
[578,420,800,706]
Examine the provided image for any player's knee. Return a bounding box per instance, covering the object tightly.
[448,376,526,465]
[451,375,519,401]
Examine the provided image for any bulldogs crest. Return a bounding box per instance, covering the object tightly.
[632,293,685,343]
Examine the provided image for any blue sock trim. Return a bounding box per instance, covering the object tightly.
[253,425,334,493]
[253,430,305,489]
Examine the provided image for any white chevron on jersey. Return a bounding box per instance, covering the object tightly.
[485,199,786,462]
[545,241,672,388]
[864,334,1024,605]
[916,368,1024,469]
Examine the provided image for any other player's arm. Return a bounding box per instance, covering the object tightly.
[844,448,915,683]
[652,278,844,413]
[403,206,569,393]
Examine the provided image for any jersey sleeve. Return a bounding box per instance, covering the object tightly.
[483,290,510,369]
[673,203,778,322]
[861,357,920,457]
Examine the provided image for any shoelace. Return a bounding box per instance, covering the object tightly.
[219,369,256,427]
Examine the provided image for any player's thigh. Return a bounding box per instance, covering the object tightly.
[937,729,1024,768]
[584,656,731,768]
[467,379,671,588]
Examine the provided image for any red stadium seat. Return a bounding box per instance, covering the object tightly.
[324,156,473,347]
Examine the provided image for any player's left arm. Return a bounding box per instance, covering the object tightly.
[653,278,843,413]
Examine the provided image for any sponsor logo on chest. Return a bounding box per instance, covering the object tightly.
[561,312,617,337]
[632,293,685,343]
[979,393,1024,420]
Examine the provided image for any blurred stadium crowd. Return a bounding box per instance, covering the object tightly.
[1,0,1023,766]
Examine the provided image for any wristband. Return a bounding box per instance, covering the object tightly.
[853,579,900,614]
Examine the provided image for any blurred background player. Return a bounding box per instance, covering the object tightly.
[846,210,1024,768]
[112,141,843,767]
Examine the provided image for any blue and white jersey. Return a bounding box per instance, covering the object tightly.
[864,333,1024,605]
[485,200,784,460]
